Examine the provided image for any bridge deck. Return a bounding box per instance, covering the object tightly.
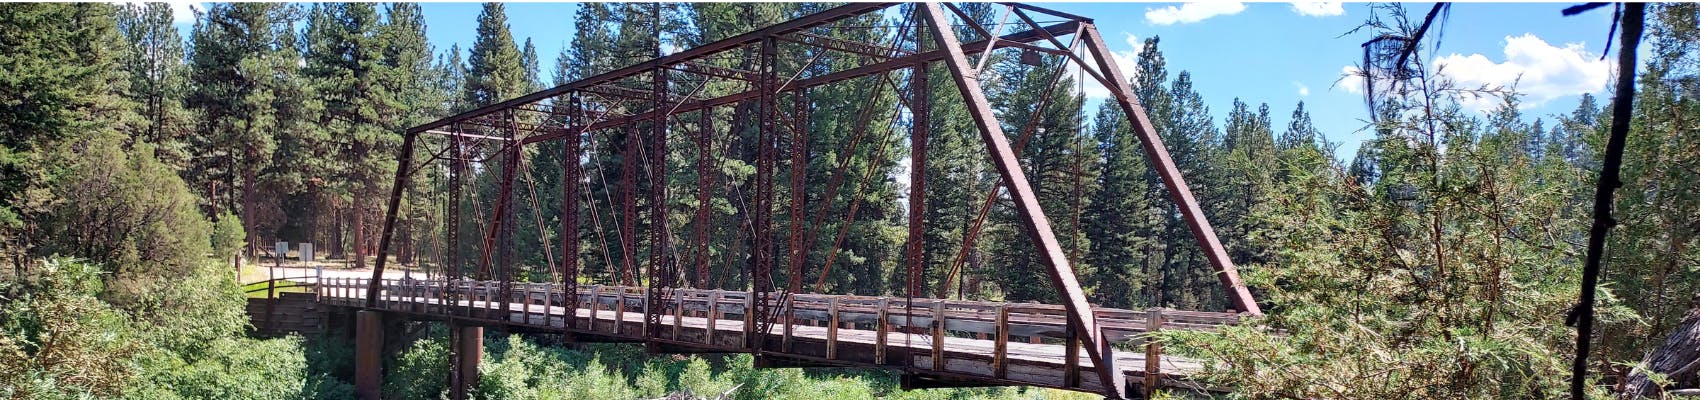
[311,278,1239,396]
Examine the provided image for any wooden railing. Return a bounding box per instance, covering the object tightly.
[312,277,1243,393]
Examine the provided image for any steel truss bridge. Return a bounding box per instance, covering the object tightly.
[351,3,1262,399]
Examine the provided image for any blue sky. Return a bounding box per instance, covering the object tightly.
[160,2,1624,160]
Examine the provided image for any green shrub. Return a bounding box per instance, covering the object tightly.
[36,132,211,278]
[0,258,140,399]
[384,327,450,400]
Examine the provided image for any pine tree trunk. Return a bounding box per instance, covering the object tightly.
[354,197,367,269]
[1623,299,1700,398]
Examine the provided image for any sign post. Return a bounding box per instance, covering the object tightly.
[301,242,317,284]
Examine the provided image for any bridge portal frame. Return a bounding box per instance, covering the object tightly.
[371,3,1260,398]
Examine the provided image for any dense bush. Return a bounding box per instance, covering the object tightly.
[35,132,212,278]
[375,330,1086,400]
[0,257,353,400]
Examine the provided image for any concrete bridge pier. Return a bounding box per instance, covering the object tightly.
[449,323,483,400]
[355,310,385,399]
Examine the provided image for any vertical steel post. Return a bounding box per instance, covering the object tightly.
[917,4,1124,397]
[785,88,809,294]
[563,95,583,329]
[782,88,809,352]
[497,110,520,318]
[1076,23,1259,315]
[693,106,714,289]
[906,25,929,310]
[448,125,464,281]
[749,36,779,351]
[648,65,672,339]
[620,124,640,286]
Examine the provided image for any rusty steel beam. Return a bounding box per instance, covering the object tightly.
[692,106,714,289]
[619,124,639,286]
[1077,23,1260,315]
[647,63,672,339]
[448,125,466,277]
[780,31,905,61]
[407,2,900,135]
[784,88,809,295]
[999,2,1094,23]
[437,20,1076,143]
[749,36,779,352]
[497,110,520,317]
[917,4,1124,398]
[905,52,928,305]
[562,95,583,329]
[679,61,759,82]
[513,21,1079,149]
[367,129,419,307]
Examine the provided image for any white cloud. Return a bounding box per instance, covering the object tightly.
[1145,2,1246,26]
[1072,32,1142,100]
[1290,2,1345,17]
[1294,81,1311,97]
[1435,34,1612,111]
[1336,65,1364,94]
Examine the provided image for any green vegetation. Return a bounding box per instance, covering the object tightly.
[381,330,1089,400]
[2,2,1698,398]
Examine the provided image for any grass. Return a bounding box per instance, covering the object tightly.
[242,280,312,298]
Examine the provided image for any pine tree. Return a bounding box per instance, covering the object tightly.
[1084,99,1153,308]
[116,2,191,166]
[464,3,527,108]
[0,3,135,255]
[186,3,309,259]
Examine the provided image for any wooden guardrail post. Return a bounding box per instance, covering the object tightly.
[672,290,684,341]
[742,294,754,350]
[783,294,795,352]
[875,298,888,364]
[706,292,720,346]
[614,288,625,335]
[994,304,1009,379]
[588,285,602,333]
[932,300,945,371]
[1144,308,1164,397]
[826,298,839,360]
[1065,317,1080,388]
[544,282,554,327]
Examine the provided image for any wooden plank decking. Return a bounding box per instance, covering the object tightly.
[310,278,1241,396]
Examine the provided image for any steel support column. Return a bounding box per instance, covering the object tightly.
[749,35,779,352]
[693,106,715,289]
[1077,23,1260,315]
[917,4,1124,397]
[785,88,809,295]
[562,95,583,329]
[904,11,933,370]
[496,110,520,318]
[648,64,672,339]
[620,124,640,286]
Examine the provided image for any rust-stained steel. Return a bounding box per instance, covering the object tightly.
[784,88,809,296]
[937,40,1074,299]
[917,3,1123,397]
[781,31,907,61]
[619,124,639,286]
[749,36,779,352]
[647,63,672,339]
[562,95,583,329]
[692,107,715,289]
[1078,23,1260,315]
[366,129,417,307]
[368,5,1262,397]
